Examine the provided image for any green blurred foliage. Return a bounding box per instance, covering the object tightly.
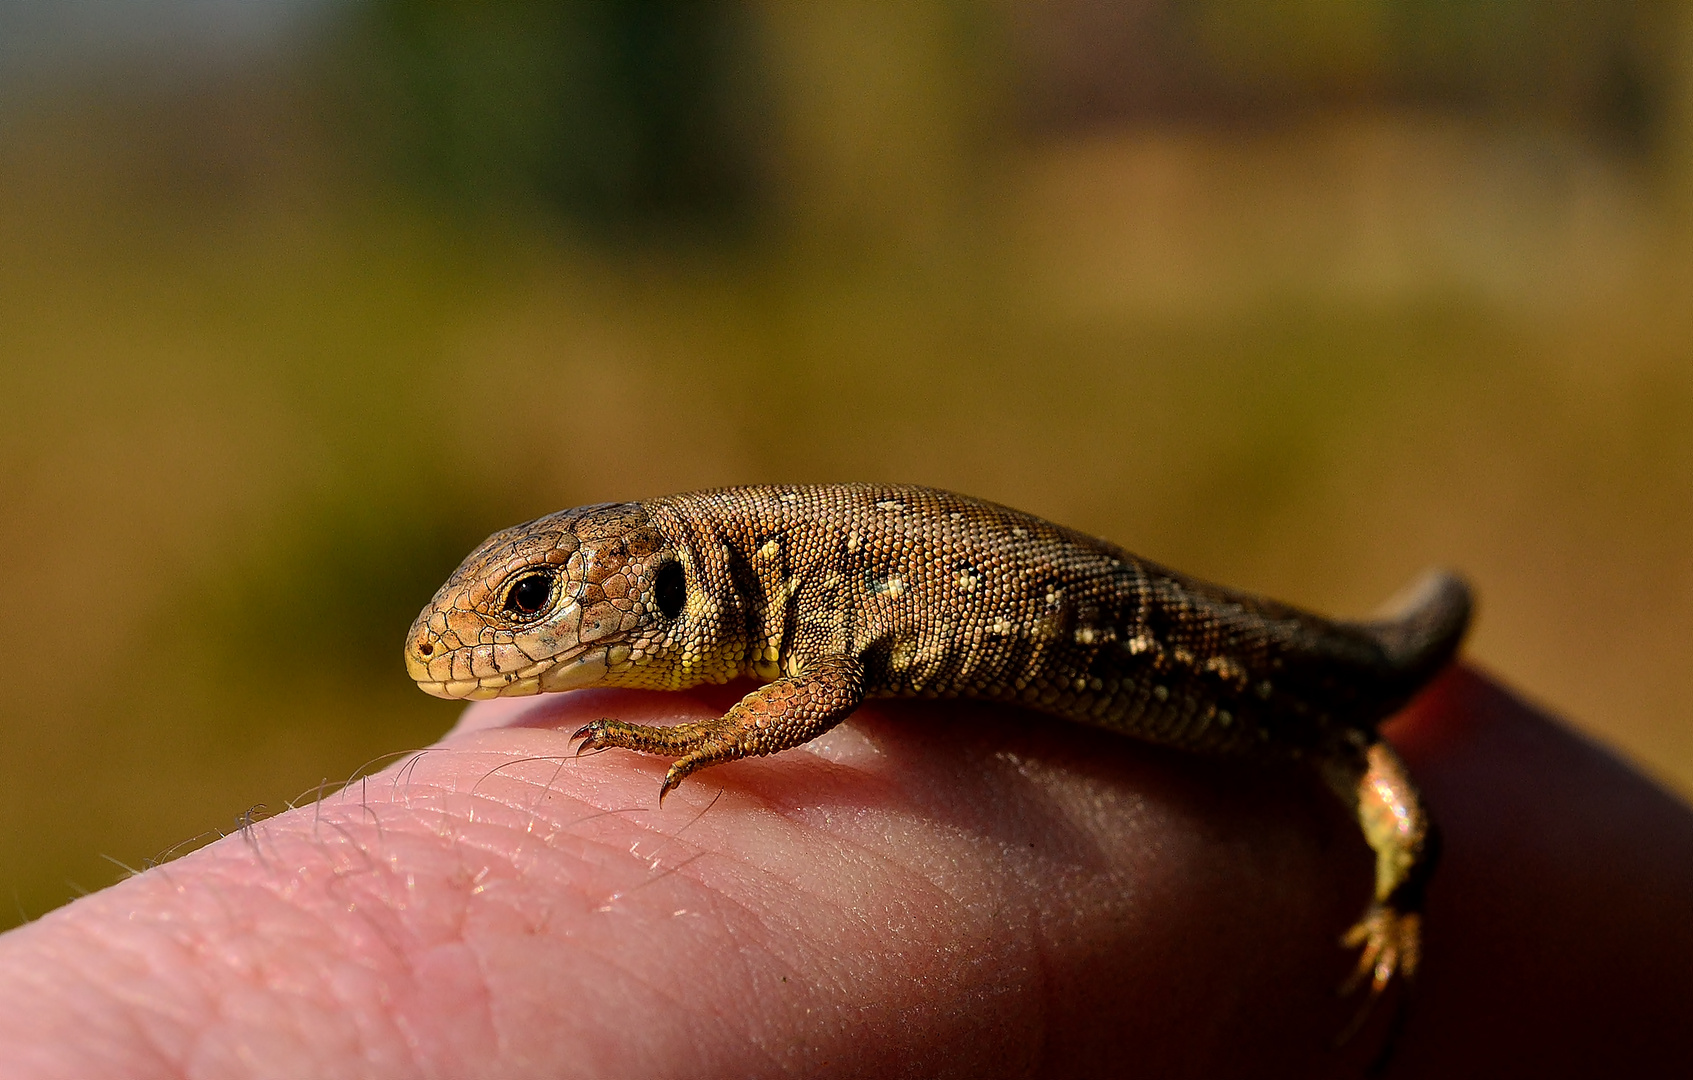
[1,0,1691,927]
[330,0,770,232]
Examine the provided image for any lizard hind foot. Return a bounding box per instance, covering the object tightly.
[1340,902,1422,998]
[1333,903,1421,1047]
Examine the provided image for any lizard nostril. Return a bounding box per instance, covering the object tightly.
[417,641,434,657]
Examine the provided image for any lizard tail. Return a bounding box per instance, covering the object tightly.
[1351,569,1473,708]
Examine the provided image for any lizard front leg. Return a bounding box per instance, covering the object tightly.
[572,655,867,801]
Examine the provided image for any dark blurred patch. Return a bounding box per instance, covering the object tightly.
[1016,0,1674,152]
[329,0,773,235]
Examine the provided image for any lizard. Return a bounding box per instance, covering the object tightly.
[405,484,1469,999]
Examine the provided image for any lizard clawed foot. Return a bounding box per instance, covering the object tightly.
[1340,902,1421,997]
[569,717,748,803]
[1332,903,1420,1046]
[567,659,866,803]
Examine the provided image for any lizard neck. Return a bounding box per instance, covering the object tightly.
[645,494,799,685]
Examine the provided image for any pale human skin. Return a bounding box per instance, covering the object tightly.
[0,666,1688,1078]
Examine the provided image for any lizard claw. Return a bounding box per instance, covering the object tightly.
[570,719,614,755]
[657,768,683,806]
[657,753,716,804]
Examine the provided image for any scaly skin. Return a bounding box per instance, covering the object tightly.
[405,484,1469,1000]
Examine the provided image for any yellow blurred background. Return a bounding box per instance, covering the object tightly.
[3,0,1690,926]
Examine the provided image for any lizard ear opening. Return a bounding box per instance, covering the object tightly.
[655,559,686,619]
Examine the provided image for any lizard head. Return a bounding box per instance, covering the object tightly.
[404,502,689,700]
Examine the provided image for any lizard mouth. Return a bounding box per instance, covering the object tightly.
[411,645,615,702]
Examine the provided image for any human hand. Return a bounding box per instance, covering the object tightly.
[0,666,1687,1078]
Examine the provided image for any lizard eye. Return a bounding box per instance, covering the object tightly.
[655,559,685,618]
[503,571,555,619]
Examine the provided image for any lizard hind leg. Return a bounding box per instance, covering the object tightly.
[1320,738,1439,1005]
[571,655,867,802]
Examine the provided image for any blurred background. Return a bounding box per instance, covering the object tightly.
[2,0,1691,926]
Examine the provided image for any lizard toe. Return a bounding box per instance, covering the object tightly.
[570,718,619,755]
[1340,902,1421,996]
[658,739,750,802]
